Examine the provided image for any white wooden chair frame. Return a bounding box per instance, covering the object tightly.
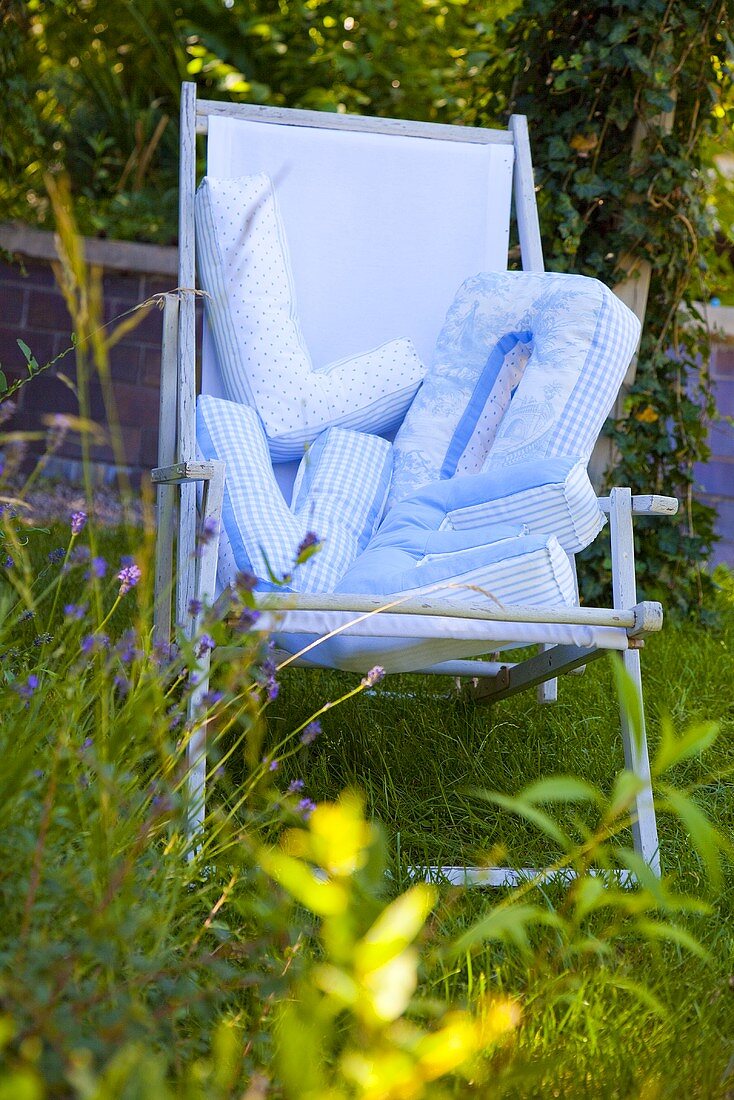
[153,83,678,883]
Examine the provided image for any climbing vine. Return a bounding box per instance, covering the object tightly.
[463,0,732,611]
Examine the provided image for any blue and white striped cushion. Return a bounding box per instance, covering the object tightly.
[196,174,425,461]
[444,456,604,554]
[389,270,640,507]
[336,477,577,610]
[196,395,392,593]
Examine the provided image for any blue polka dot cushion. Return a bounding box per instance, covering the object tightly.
[389,269,641,508]
[196,174,426,462]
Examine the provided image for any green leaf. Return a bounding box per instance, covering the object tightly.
[0,371,7,394]
[470,789,570,847]
[16,339,39,373]
[634,918,710,962]
[521,776,601,806]
[258,847,348,917]
[610,656,644,753]
[450,903,561,956]
[355,883,436,972]
[659,786,730,889]
[654,717,719,774]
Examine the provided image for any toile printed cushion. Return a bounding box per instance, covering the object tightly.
[388,269,641,508]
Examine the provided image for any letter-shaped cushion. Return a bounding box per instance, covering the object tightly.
[389,270,640,507]
[196,174,426,461]
[196,395,392,593]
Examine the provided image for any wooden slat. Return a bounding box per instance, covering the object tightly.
[509,114,544,273]
[153,294,180,645]
[244,592,663,635]
[471,645,605,703]
[598,493,679,516]
[152,462,217,484]
[194,96,514,145]
[176,83,199,638]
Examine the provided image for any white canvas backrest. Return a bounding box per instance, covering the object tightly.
[194,103,541,400]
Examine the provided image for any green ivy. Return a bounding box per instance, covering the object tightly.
[464,0,731,612]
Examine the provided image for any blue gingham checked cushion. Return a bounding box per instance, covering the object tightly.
[389,270,640,508]
[196,395,392,593]
[196,174,426,461]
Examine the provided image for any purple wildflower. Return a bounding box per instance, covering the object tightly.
[3,556,14,569]
[295,531,321,561]
[48,547,65,564]
[188,598,203,617]
[64,603,87,620]
[85,557,107,580]
[233,607,261,634]
[196,633,215,657]
[14,674,39,701]
[33,633,53,647]
[115,631,141,663]
[70,511,87,536]
[234,571,257,594]
[80,633,108,655]
[201,690,223,708]
[167,706,183,730]
[82,737,93,750]
[298,798,317,820]
[119,554,135,568]
[263,757,279,772]
[113,674,130,697]
[288,778,305,793]
[300,720,322,746]
[18,609,35,622]
[117,563,141,595]
[70,545,90,564]
[361,665,386,689]
[153,640,175,666]
[198,517,219,544]
[0,400,17,426]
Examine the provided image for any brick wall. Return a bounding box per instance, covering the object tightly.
[0,224,200,485]
[694,319,734,567]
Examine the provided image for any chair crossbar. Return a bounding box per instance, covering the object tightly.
[410,865,635,888]
[237,593,662,636]
[194,97,515,145]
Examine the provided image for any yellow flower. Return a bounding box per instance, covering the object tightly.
[634,405,659,424]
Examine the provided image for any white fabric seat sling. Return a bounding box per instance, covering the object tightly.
[153,82,678,885]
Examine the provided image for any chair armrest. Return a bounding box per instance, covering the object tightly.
[597,493,678,516]
[152,461,219,484]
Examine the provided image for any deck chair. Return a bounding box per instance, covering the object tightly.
[153,82,678,884]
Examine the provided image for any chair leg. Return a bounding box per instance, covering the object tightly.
[609,487,661,876]
[537,645,558,703]
[184,464,225,847]
[619,648,660,875]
